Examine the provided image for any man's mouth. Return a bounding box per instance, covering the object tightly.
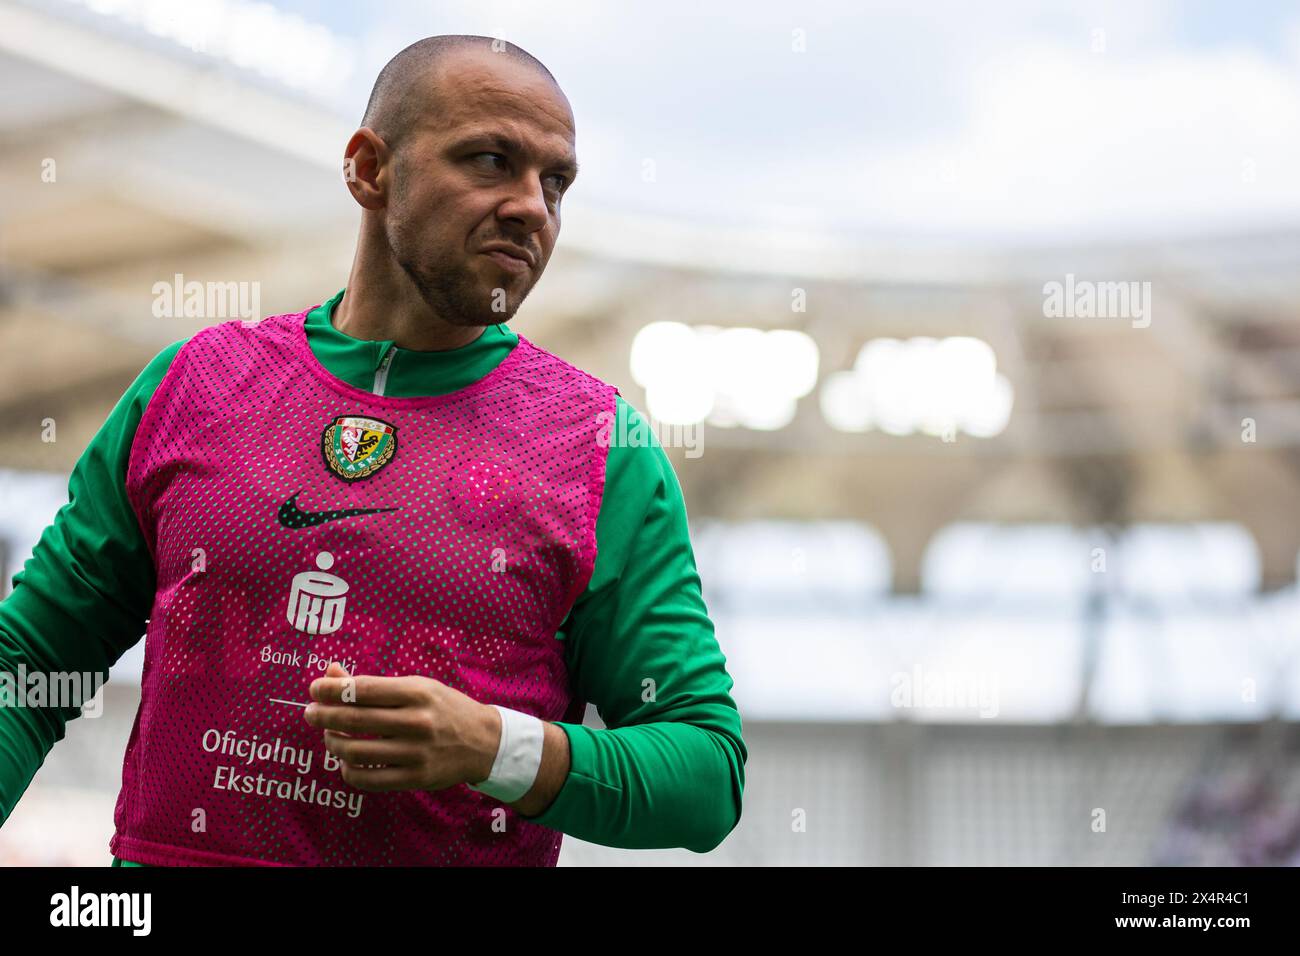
[481,249,531,274]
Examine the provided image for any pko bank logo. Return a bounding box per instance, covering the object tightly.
[287,551,349,635]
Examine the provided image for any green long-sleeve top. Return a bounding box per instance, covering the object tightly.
[0,288,746,861]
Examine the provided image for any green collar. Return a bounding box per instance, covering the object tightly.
[304,288,518,398]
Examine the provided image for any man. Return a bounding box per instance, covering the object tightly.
[0,35,745,865]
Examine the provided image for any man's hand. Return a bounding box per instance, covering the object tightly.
[304,662,498,792]
[302,662,571,817]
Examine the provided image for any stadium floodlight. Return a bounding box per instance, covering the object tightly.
[630,321,819,430]
[824,335,1014,438]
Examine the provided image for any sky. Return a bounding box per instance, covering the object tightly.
[60,0,1300,243]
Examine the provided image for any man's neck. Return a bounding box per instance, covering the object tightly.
[332,278,488,353]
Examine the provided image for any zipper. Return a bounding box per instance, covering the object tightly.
[372,347,396,396]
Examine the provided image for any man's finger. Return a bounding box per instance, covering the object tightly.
[309,673,423,707]
[304,701,425,736]
[324,729,419,767]
[338,764,423,793]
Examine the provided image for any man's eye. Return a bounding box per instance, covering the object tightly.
[471,153,564,200]
[470,152,504,171]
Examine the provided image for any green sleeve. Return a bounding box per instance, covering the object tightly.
[526,397,747,852]
[0,341,185,824]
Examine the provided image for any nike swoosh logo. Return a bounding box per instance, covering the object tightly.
[278,491,400,529]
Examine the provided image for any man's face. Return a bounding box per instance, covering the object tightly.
[382,48,578,327]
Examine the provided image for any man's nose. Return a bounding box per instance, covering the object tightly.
[496,174,551,231]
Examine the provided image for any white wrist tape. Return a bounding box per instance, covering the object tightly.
[465,705,545,803]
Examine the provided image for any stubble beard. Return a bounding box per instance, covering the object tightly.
[392,237,530,328]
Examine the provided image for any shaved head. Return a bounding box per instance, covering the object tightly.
[362,35,560,151]
[340,34,577,335]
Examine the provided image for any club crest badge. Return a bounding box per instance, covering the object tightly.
[321,415,397,481]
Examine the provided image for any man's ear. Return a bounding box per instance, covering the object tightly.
[343,127,389,211]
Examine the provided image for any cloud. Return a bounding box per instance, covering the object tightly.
[843,35,1300,238]
[345,0,1300,240]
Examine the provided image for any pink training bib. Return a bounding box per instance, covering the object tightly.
[111,308,617,866]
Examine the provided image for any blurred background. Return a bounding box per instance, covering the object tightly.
[3,0,1300,865]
